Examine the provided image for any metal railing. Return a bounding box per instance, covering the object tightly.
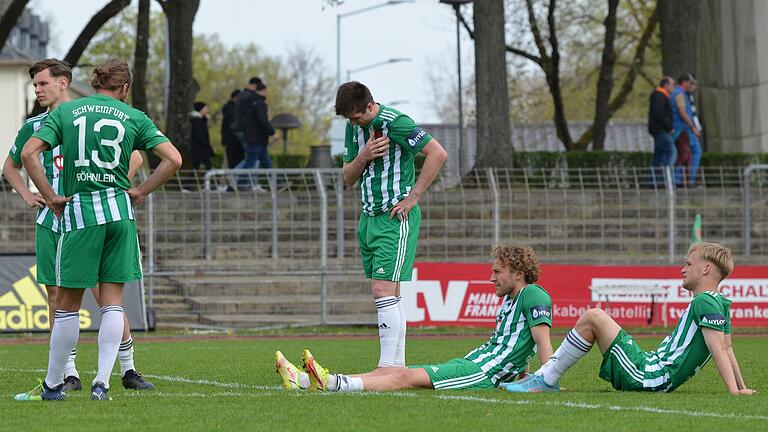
[3,165,768,328]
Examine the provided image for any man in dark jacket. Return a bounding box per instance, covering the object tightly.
[648,76,676,186]
[221,89,242,168]
[234,77,276,190]
[190,101,213,171]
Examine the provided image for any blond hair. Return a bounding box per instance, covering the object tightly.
[491,245,540,284]
[688,242,734,281]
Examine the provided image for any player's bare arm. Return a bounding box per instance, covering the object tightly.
[530,324,554,366]
[702,327,754,395]
[20,137,69,215]
[128,150,145,181]
[389,139,447,220]
[127,141,182,206]
[342,134,390,185]
[2,156,45,208]
[723,333,750,391]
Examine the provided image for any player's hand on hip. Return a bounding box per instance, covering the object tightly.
[361,135,390,162]
[25,193,46,209]
[47,195,71,218]
[389,194,417,221]
[127,188,146,206]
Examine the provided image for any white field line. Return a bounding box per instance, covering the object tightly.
[435,395,768,421]
[4,367,764,422]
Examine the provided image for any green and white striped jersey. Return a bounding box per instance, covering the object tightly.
[641,290,730,392]
[8,111,64,232]
[343,104,433,216]
[464,284,552,387]
[33,94,169,232]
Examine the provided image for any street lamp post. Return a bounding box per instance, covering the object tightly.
[440,0,472,176]
[336,0,413,88]
[346,57,411,82]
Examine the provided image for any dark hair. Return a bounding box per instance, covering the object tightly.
[335,81,374,117]
[230,89,242,99]
[28,58,72,84]
[91,58,132,90]
[678,72,697,84]
[194,101,206,112]
[248,76,266,90]
[659,76,673,87]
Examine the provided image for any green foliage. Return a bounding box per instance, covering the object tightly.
[272,153,309,168]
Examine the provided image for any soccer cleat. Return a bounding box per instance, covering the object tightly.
[91,382,111,401]
[13,379,43,401]
[122,369,155,390]
[63,375,82,391]
[302,349,329,391]
[505,374,560,393]
[275,351,302,390]
[40,380,66,401]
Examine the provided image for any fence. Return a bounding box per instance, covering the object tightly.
[2,165,768,328]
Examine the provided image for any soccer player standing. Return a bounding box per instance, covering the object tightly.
[6,59,154,399]
[275,245,553,392]
[336,82,447,368]
[21,59,181,401]
[506,242,754,394]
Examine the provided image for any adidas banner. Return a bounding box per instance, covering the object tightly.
[0,255,147,332]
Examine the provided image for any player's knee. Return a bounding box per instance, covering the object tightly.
[371,281,397,298]
[581,308,608,325]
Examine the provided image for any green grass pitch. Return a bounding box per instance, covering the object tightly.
[1,332,766,431]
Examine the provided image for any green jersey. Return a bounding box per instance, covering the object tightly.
[642,290,730,392]
[343,105,433,216]
[33,94,169,232]
[8,111,63,232]
[464,284,552,387]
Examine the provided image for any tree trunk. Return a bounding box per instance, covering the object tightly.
[473,0,512,168]
[63,0,131,68]
[28,0,130,118]
[660,0,699,79]
[587,0,619,150]
[158,0,199,169]
[575,0,660,149]
[132,0,150,116]
[0,0,30,53]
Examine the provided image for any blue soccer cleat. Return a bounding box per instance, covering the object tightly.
[91,382,111,401]
[41,380,66,401]
[505,374,560,393]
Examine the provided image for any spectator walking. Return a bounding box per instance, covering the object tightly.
[670,73,701,187]
[190,101,213,172]
[648,76,676,187]
[234,77,275,190]
[221,89,243,168]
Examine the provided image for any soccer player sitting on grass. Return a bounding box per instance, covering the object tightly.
[275,245,553,392]
[506,242,755,395]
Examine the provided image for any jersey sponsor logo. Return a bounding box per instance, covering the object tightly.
[33,121,42,132]
[407,127,427,148]
[53,155,64,171]
[530,304,552,320]
[699,313,726,326]
[0,265,91,331]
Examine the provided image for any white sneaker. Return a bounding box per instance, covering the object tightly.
[251,185,266,193]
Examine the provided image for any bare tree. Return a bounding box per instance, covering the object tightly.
[28,0,131,117]
[282,45,335,132]
[473,0,512,167]
[157,0,200,168]
[0,0,31,52]
[62,0,131,68]
[132,0,150,116]
[588,0,618,150]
